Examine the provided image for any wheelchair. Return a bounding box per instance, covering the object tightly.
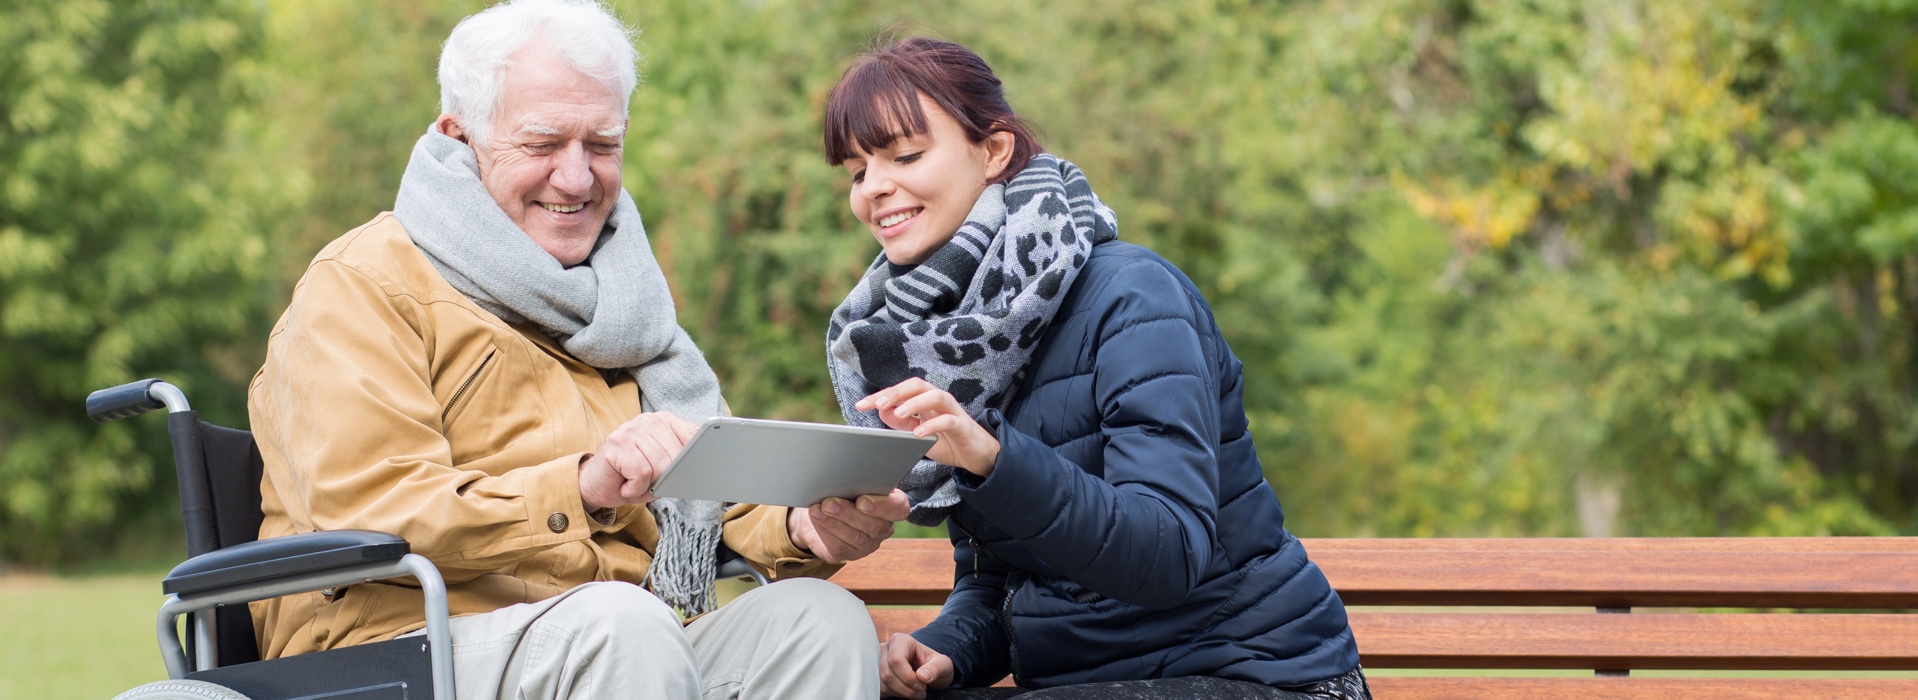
[89,378,767,700]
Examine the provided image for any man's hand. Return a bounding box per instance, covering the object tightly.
[880,632,954,700]
[579,412,700,511]
[788,489,910,563]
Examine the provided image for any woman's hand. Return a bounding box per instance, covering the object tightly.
[880,633,955,699]
[857,378,1000,477]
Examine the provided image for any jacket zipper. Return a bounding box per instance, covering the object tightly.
[441,350,495,424]
[950,518,1024,685]
[1002,584,1025,686]
[951,519,985,579]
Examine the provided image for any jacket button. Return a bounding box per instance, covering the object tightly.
[547,512,569,532]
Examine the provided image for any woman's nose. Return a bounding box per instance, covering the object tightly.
[857,168,894,201]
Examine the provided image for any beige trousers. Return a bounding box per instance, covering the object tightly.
[426,577,878,699]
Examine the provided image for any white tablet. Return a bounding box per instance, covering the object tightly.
[648,417,936,507]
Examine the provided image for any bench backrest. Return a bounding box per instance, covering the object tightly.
[835,537,1918,697]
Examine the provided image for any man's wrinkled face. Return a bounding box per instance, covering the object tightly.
[458,47,627,266]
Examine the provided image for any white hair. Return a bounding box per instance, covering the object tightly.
[437,0,639,145]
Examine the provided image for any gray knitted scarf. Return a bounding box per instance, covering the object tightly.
[395,130,727,615]
[827,155,1117,525]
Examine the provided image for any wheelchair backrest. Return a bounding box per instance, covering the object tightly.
[164,411,268,666]
[166,413,266,558]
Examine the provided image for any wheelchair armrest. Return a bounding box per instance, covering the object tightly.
[164,530,410,597]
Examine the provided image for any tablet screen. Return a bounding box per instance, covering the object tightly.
[649,417,935,507]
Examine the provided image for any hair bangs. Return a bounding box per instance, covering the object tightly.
[824,59,931,166]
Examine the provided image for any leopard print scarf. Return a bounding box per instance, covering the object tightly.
[828,154,1118,525]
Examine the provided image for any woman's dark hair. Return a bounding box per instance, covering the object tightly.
[823,37,1042,186]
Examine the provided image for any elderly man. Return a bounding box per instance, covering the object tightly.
[246,1,902,698]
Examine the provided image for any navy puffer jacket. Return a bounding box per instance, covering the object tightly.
[911,241,1359,689]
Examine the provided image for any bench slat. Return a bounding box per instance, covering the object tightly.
[870,610,1918,671]
[869,608,940,641]
[1305,537,1918,553]
[1353,612,1918,670]
[1368,677,1918,699]
[832,539,951,605]
[1316,550,1918,608]
[838,537,1918,608]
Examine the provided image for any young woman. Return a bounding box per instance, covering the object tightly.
[822,38,1368,699]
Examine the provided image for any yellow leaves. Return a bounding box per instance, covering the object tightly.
[1389,0,1791,284]
[1521,0,1761,179]
[1525,0,1782,273]
[1659,162,1791,284]
[1396,172,1541,250]
[1878,266,1903,320]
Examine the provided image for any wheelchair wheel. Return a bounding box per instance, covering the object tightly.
[113,679,250,700]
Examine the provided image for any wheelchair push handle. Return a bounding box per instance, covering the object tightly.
[87,378,192,422]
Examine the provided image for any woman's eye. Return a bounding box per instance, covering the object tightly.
[897,152,922,164]
[851,169,866,185]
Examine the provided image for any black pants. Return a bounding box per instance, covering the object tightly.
[925,666,1372,700]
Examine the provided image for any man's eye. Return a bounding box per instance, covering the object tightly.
[526,143,558,154]
[589,142,621,155]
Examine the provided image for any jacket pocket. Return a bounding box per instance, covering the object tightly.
[441,346,498,425]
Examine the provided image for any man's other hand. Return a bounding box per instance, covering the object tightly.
[788,489,910,564]
[579,412,700,511]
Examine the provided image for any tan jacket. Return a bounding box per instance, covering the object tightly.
[248,213,831,659]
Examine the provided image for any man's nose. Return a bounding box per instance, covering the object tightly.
[551,142,593,193]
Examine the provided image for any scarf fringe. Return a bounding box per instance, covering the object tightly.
[645,498,724,615]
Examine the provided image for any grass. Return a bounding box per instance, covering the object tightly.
[0,568,172,699]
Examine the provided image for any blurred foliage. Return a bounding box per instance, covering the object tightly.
[0,0,279,562]
[4,0,1916,563]
[1251,0,1916,537]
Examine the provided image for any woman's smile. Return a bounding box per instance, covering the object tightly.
[876,207,923,236]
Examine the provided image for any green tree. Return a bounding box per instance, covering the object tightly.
[0,0,279,563]
[15,0,1915,564]
[1244,0,1912,536]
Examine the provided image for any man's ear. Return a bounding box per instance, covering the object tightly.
[982,130,1017,182]
[433,113,468,143]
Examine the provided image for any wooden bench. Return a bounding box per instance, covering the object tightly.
[832,537,1918,698]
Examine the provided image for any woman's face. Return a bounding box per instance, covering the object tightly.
[842,95,1013,265]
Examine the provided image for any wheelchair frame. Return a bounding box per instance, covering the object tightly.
[90,379,455,700]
